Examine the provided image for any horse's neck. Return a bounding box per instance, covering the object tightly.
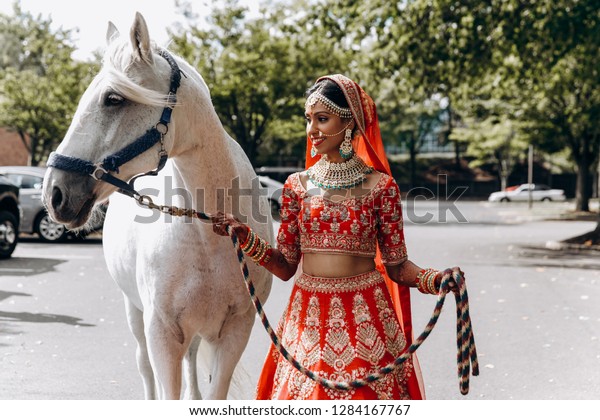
[166,66,250,212]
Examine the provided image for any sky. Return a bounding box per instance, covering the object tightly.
[0,0,257,61]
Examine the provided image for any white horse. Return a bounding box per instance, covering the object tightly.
[42,13,273,399]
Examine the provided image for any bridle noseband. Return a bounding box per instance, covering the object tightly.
[47,49,182,199]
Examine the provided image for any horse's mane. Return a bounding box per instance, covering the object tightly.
[101,38,173,107]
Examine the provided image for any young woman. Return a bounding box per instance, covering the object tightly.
[211,74,460,400]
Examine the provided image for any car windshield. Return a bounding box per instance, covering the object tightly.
[5,174,43,189]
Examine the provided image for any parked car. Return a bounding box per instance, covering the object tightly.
[0,174,20,258]
[0,166,105,242]
[488,183,566,202]
[258,175,284,215]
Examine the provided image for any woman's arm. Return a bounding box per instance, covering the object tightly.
[385,259,460,293]
[211,212,299,281]
[384,259,422,288]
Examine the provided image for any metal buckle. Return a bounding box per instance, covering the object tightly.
[166,91,177,108]
[91,165,108,181]
[156,122,169,135]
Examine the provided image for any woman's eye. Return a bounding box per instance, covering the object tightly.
[105,93,125,106]
[319,117,328,122]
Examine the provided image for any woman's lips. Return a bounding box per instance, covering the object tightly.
[312,137,325,147]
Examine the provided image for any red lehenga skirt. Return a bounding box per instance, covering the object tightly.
[255,270,423,400]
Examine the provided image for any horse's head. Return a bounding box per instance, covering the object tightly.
[43,13,178,229]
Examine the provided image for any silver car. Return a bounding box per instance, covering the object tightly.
[258,175,283,215]
[488,183,567,202]
[0,166,104,241]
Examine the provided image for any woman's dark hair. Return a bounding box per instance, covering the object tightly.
[306,79,350,109]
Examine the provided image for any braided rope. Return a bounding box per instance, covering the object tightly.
[136,197,479,394]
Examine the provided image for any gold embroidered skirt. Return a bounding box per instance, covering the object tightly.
[255,270,414,400]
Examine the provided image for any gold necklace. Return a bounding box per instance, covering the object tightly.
[307,154,373,190]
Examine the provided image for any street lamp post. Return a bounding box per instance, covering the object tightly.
[528,144,533,209]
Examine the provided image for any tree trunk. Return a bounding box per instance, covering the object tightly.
[445,103,461,170]
[575,137,591,212]
[409,139,417,190]
[563,215,600,245]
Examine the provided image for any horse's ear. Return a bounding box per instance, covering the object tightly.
[106,22,120,45]
[130,12,153,65]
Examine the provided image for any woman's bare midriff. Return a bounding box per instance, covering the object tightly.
[302,252,376,277]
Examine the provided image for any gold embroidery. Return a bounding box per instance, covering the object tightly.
[352,293,371,324]
[323,297,355,372]
[330,218,340,233]
[268,273,413,400]
[382,200,392,213]
[361,89,374,124]
[374,287,406,356]
[350,220,360,235]
[320,207,331,222]
[295,270,385,294]
[311,218,320,232]
[300,296,321,368]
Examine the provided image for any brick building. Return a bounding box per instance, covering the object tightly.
[0,127,29,166]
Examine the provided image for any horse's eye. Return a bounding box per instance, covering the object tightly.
[105,93,125,106]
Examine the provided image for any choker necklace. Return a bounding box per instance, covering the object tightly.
[307,153,374,190]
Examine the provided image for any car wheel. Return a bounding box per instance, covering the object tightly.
[36,212,68,242]
[0,210,18,259]
[541,197,551,202]
[500,197,510,202]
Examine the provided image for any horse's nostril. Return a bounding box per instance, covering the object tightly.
[51,186,64,210]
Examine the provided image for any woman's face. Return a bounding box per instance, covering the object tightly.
[305,102,353,158]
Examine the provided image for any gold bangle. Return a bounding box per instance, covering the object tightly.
[259,246,272,266]
[253,239,268,262]
[416,268,439,295]
[240,228,252,249]
[416,269,427,294]
[427,271,438,294]
[241,229,256,253]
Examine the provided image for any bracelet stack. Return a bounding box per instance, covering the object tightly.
[240,228,272,266]
[416,268,440,295]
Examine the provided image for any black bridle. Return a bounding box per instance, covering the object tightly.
[47,49,182,199]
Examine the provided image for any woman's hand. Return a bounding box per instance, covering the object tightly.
[210,212,249,243]
[436,266,464,293]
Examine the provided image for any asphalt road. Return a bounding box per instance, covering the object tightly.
[1,200,599,400]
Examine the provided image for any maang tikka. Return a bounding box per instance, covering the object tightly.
[306,84,354,159]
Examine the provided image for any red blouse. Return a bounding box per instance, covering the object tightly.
[277,172,407,266]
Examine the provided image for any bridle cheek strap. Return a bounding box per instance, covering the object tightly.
[47,48,181,199]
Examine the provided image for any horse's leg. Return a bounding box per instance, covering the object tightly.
[145,313,187,399]
[181,335,202,399]
[205,309,255,400]
[123,297,156,399]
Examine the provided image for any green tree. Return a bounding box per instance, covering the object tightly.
[0,2,96,166]
[169,0,351,167]
[491,0,600,212]
[358,0,498,170]
[376,74,444,187]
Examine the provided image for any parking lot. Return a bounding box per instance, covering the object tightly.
[1,200,599,399]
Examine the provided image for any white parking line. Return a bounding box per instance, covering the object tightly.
[0,268,35,273]
[13,254,94,260]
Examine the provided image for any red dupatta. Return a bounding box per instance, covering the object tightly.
[305,74,425,399]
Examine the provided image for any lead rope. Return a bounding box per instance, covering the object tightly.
[135,195,479,395]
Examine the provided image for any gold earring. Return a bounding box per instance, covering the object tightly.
[339,128,353,159]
